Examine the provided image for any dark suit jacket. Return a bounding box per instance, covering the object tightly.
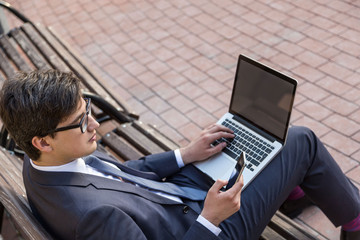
[23,151,222,240]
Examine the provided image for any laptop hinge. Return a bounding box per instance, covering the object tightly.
[232,115,277,143]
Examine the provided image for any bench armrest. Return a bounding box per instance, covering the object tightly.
[0,1,31,23]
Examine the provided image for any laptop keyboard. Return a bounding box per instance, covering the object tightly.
[213,119,274,172]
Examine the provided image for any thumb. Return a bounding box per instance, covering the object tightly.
[209,142,227,155]
[210,179,228,192]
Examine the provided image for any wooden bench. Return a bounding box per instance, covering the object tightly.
[0,1,318,239]
[0,148,52,240]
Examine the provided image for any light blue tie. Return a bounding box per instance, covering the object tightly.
[85,156,207,201]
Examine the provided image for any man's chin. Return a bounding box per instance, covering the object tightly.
[86,142,98,156]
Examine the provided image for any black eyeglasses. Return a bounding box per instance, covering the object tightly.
[49,98,91,134]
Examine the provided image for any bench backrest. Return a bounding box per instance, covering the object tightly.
[0,148,52,239]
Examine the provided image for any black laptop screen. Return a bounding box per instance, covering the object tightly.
[229,55,297,142]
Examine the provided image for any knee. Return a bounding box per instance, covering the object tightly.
[288,126,317,146]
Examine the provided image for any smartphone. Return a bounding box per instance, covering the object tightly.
[225,152,246,190]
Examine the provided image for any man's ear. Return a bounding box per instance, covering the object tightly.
[32,136,53,153]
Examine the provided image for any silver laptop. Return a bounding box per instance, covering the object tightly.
[194,54,297,190]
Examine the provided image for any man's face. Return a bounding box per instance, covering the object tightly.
[46,98,100,164]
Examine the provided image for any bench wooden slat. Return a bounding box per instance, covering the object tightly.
[102,131,143,161]
[117,123,164,155]
[0,152,24,194]
[0,71,5,82]
[260,225,287,240]
[267,212,317,240]
[133,121,179,151]
[0,187,50,240]
[9,28,50,70]
[0,47,16,78]
[21,23,70,72]
[0,149,52,240]
[3,149,22,171]
[0,35,32,72]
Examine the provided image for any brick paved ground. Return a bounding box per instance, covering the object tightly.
[4,0,360,239]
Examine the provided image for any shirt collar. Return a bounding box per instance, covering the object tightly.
[30,158,87,173]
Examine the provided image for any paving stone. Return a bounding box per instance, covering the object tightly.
[293,115,330,137]
[327,148,359,174]
[186,108,217,128]
[295,51,327,68]
[332,52,360,70]
[351,150,360,163]
[299,207,340,240]
[347,165,360,184]
[168,95,196,114]
[195,94,225,114]
[198,78,228,96]
[160,109,189,129]
[196,43,221,58]
[178,122,202,142]
[292,64,325,82]
[349,109,360,124]
[146,60,170,76]
[161,70,187,87]
[316,76,352,96]
[320,95,358,116]
[322,131,360,156]
[157,124,185,146]
[322,114,359,136]
[270,53,302,70]
[176,82,206,100]
[167,57,192,73]
[128,83,154,101]
[143,95,171,114]
[297,82,329,102]
[182,68,208,83]
[275,41,305,56]
[296,100,333,121]
[151,82,178,101]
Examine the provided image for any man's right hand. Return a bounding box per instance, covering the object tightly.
[180,124,234,165]
[200,175,244,226]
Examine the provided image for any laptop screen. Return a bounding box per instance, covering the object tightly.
[229,55,297,142]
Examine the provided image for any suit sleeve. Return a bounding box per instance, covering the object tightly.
[76,205,220,240]
[183,221,220,240]
[94,150,180,179]
[125,151,180,179]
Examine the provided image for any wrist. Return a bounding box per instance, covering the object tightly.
[200,212,221,227]
[197,215,222,236]
[174,149,185,168]
[179,147,192,165]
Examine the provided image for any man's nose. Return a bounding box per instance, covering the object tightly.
[87,115,100,131]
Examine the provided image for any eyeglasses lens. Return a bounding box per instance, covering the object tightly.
[81,102,91,133]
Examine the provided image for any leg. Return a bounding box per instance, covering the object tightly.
[219,126,360,239]
[167,163,215,191]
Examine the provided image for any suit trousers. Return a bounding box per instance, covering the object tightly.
[168,126,360,239]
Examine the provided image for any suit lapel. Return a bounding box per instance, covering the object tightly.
[91,151,161,180]
[84,156,207,201]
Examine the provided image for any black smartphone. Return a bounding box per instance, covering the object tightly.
[225,152,246,190]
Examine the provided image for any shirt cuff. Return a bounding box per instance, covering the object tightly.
[174,149,185,168]
[196,215,222,236]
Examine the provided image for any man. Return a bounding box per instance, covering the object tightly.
[0,70,359,240]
